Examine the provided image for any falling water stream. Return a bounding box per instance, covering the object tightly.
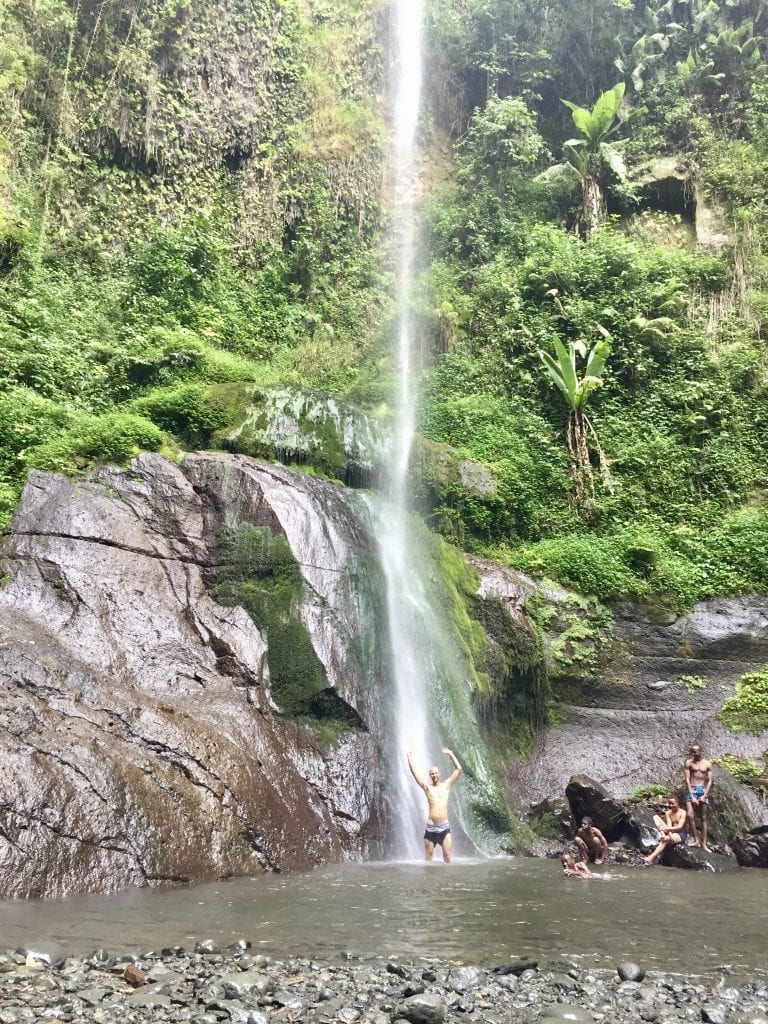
[376,0,442,860]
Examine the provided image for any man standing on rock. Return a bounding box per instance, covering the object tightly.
[684,744,713,851]
[406,748,462,863]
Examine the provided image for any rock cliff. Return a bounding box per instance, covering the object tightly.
[0,453,384,897]
[470,560,768,812]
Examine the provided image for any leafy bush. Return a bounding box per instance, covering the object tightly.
[25,414,165,476]
[130,385,229,447]
[719,669,768,734]
[677,674,709,695]
[714,754,765,783]
[629,784,669,800]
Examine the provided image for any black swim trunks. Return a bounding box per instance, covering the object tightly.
[424,823,450,846]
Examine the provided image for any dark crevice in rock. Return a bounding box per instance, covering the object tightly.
[8,532,214,568]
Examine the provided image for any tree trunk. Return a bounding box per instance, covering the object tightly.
[581,176,606,234]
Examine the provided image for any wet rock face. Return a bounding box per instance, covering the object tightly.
[565,776,627,842]
[492,563,768,805]
[0,453,383,898]
[734,826,768,868]
[214,385,390,488]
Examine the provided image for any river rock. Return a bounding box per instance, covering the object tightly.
[702,1006,729,1024]
[127,987,172,1007]
[733,825,768,868]
[446,967,480,992]
[395,993,445,1024]
[14,943,66,968]
[221,971,276,999]
[662,845,740,871]
[565,775,628,841]
[530,797,575,837]
[617,963,646,982]
[540,1007,595,1024]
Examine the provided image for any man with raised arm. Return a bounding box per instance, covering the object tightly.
[684,744,713,851]
[406,747,462,863]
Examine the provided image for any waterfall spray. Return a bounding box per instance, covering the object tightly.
[377,0,432,860]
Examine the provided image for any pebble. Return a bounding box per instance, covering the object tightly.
[0,942,764,1024]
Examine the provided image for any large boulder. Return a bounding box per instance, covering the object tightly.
[565,775,628,841]
[624,807,662,854]
[662,845,739,872]
[0,453,386,897]
[733,825,768,868]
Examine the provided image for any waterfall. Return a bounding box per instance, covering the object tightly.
[377,0,435,861]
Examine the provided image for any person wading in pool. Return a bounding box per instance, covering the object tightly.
[684,744,713,851]
[406,748,462,862]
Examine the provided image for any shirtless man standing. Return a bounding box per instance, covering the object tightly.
[684,745,713,851]
[406,748,462,863]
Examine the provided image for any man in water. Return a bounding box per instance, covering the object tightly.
[684,744,713,850]
[406,747,462,863]
[643,795,688,864]
[574,817,609,864]
[561,853,592,877]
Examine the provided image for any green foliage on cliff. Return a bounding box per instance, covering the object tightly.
[2,0,768,617]
[213,522,361,728]
[718,669,768,734]
[0,0,389,525]
[417,0,768,609]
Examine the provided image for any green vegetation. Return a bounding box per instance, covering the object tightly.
[0,0,389,525]
[718,668,768,734]
[212,522,360,730]
[714,754,765,783]
[629,783,669,800]
[1,0,768,622]
[538,335,612,517]
[677,674,709,696]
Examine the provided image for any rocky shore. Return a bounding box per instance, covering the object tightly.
[3,943,767,1024]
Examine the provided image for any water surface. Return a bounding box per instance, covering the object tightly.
[2,859,766,976]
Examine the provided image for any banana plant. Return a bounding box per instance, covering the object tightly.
[539,335,613,516]
[538,83,643,234]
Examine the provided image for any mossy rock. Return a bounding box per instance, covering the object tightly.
[210,384,390,487]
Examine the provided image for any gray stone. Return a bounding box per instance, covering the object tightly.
[540,1006,595,1024]
[394,993,445,1024]
[0,453,382,897]
[126,988,172,1007]
[734,827,768,868]
[702,1006,728,1024]
[566,775,628,841]
[221,971,276,999]
[446,967,481,993]
[76,988,109,1005]
[14,943,66,968]
[617,963,646,983]
[663,845,740,872]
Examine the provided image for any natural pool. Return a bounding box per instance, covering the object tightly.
[1,859,766,977]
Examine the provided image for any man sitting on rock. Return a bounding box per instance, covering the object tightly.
[644,796,688,864]
[574,817,608,864]
[684,744,713,851]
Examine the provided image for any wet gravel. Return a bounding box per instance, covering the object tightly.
[2,942,768,1024]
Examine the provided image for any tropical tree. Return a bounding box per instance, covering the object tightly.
[540,82,640,233]
[539,335,612,515]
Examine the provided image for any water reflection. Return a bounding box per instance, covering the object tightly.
[0,859,765,976]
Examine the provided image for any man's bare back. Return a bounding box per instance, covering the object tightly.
[406,748,462,862]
